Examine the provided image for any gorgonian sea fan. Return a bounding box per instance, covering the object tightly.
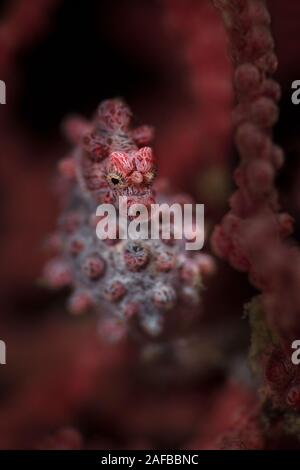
[211,0,300,344]
[209,0,300,446]
[43,99,213,339]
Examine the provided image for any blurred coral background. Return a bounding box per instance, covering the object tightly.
[0,0,300,450]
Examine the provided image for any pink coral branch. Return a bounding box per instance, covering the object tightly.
[211,0,300,343]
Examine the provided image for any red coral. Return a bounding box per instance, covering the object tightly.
[211,0,300,343]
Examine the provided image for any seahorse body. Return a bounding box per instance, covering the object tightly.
[43,99,211,339]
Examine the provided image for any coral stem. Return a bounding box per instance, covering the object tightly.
[211,0,300,343]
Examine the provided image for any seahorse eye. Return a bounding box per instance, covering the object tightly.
[111,177,120,185]
[107,172,124,187]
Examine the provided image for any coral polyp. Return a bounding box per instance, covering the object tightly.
[43,99,212,338]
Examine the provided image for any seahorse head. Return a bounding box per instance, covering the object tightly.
[74,98,156,210]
